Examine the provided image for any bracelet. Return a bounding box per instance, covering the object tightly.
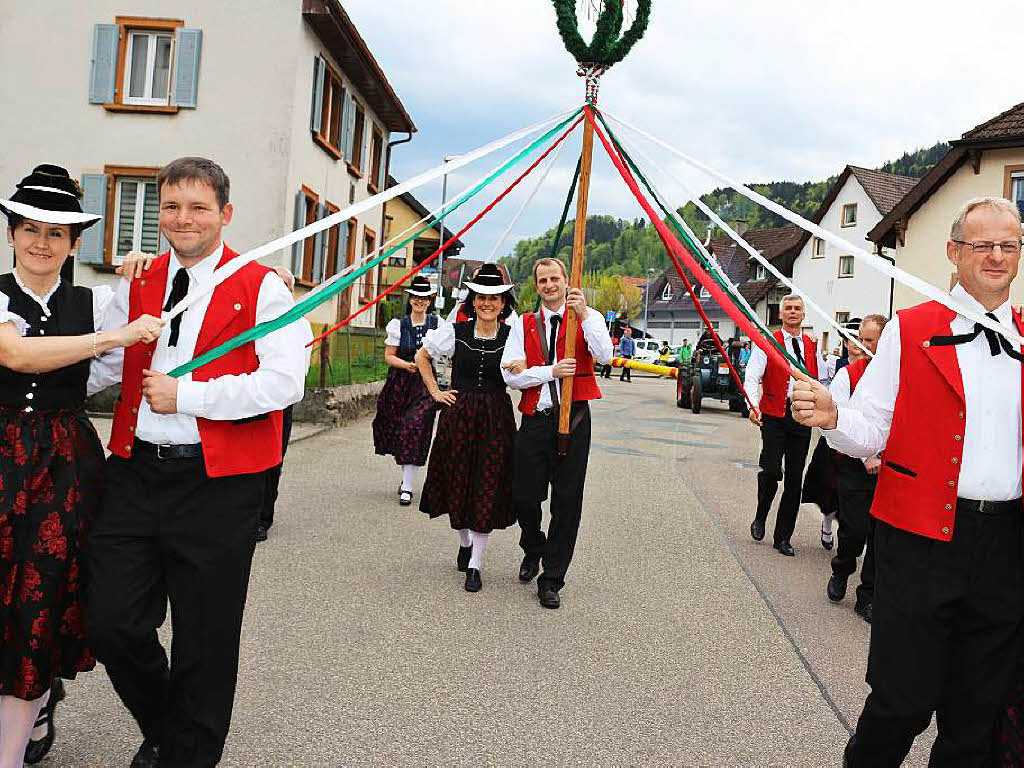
[91,332,99,359]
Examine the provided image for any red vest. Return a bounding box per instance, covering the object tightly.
[109,246,284,478]
[846,357,869,393]
[760,330,818,417]
[518,310,602,415]
[870,301,1024,541]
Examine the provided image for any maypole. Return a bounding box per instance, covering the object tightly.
[552,0,651,455]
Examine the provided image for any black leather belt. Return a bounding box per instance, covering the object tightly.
[133,439,203,460]
[957,497,1022,515]
[534,408,557,418]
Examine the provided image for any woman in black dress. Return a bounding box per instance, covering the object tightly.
[372,275,439,506]
[415,264,516,593]
[0,166,161,766]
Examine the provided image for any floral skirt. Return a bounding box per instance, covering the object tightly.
[372,367,437,467]
[0,407,101,700]
[419,389,516,533]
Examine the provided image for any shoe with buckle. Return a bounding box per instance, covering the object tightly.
[398,487,413,507]
[820,520,834,550]
[24,678,64,765]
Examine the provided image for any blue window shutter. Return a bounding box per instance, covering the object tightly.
[312,203,327,283]
[172,28,203,108]
[337,218,349,275]
[78,174,107,264]
[377,131,389,191]
[89,24,119,104]
[291,191,305,276]
[342,91,356,163]
[358,115,369,175]
[310,56,326,134]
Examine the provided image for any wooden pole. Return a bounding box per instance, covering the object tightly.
[557,107,596,456]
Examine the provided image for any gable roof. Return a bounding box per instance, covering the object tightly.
[386,175,464,251]
[848,166,920,216]
[868,102,1024,248]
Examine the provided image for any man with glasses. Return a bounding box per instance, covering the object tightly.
[791,197,1024,766]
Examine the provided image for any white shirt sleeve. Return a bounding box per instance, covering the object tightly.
[828,367,852,408]
[816,348,828,383]
[581,307,613,364]
[175,272,313,420]
[385,318,401,348]
[500,312,555,390]
[824,318,902,459]
[422,319,456,358]
[87,280,128,396]
[743,345,768,409]
[0,292,28,336]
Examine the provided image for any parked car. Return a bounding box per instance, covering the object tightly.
[631,338,663,364]
[676,331,748,416]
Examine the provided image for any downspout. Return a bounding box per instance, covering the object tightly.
[375,131,414,324]
[876,243,896,318]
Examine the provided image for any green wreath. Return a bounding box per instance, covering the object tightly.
[552,0,652,69]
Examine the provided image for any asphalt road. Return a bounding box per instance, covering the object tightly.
[47,376,937,766]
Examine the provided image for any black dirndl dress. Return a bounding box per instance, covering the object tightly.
[0,274,101,700]
[420,321,516,533]
[372,314,439,467]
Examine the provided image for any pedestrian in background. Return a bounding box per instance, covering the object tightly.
[618,326,634,382]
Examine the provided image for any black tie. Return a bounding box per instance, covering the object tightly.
[790,336,805,367]
[548,314,561,365]
[163,268,190,347]
[929,312,1024,362]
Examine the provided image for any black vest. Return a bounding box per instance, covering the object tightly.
[398,314,438,362]
[0,273,95,411]
[450,321,509,393]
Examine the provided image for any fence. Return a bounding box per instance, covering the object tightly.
[306,324,390,389]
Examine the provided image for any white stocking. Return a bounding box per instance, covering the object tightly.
[401,464,419,492]
[0,693,47,768]
[469,531,489,570]
[30,688,50,740]
[822,511,837,534]
[458,529,472,548]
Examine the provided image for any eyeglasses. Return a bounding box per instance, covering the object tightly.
[952,240,1023,256]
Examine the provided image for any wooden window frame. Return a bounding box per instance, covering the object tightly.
[348,103,366,178]
[835,311,850,325]
[106,17,184,114]
[811,236,825,258]
[840,203,858,228]
[360,226,376,302]
[660,284,672,301]
[754,264,767,281]
[313,61,344,161]
[296,185,319,287]
[102,164,162,268]
[1003,164,1024,199]
[324,201,340,279]
[838,254,855,278]
[368,127,384,194]
[339,218,359,313]
[698,286,710,300]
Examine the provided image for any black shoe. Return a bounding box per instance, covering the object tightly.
[773,540,795,557]
[538,585,560,609]
[130,739,160,768]
[456,545,472,573]
[399,487,413,506]
[24,678,64,765]
[518,556,540,583]
[465,568,482,592]
[827,573,848,602]
[255,525,268,542]
[854,601,873,624]
[750,519,765,541]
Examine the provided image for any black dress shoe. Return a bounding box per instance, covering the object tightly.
[398,487,413,506]
[854,601,873,624]
[255,525,268,542]
[464,568,482,592]
[827,573,848,602]
[130,739,160,768]
[456,545,472,572]
[773,540,795,557]
[750,519,765,542]
[24,678,64,764]
[538,585,560,609]
[518,556,540,583]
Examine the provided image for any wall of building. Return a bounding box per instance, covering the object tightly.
[892,147,1024,311]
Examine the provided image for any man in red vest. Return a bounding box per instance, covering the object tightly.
[792,197,1024,766]
[501,257,613,609]
[743,294,824,556]
[85,158,312,768]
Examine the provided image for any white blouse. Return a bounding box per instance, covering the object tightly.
[422,319,456,358]
[384,317,431,348]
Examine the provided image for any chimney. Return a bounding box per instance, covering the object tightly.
[733,219,750,237]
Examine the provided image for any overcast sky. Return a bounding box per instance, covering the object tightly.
[347,0,1020,260]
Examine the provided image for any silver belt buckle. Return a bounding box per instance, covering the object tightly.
[156,444,171,460]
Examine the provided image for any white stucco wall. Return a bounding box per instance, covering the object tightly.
[890,147,1024,311]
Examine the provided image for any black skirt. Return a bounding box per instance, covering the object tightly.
[372,367,437,467]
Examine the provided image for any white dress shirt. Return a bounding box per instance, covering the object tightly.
[825,284,1022,501]
[500,303,613,411]
[103,243,313,445]
[743,329,827,409]
[829,366,852,408]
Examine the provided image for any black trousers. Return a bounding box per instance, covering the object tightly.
[619,361,631,381]
[260,405,294,529]
[600,364,611,378]
[845,505,1024,768]
[85,449,263,768]
[832,457,877,606]
[514,404,592,591]
[755,404,811,545]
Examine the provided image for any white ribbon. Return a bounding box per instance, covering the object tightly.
[601,108,1024,348]
[165,106,580,321]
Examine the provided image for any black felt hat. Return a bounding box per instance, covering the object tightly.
[464,263,513,295]
[0,164,101,228]
[404,275,436,296]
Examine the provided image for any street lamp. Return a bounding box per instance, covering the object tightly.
[643,267,655,338]
[437,154,458,311]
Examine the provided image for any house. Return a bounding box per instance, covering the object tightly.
[788,165,917,351]
[868,101,1024,311]
[0,0,415,328]
[641,225,803,345]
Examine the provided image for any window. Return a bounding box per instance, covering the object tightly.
[311,57,345,159]
[369,128,384,193]
[699,286,710,299]
[1005,166,1024,218]
[361,226,377,302]
[839,254,854,277]
[387,246,408,267]
[660,284,673,301]
[835,311,850,325]
[812,236,826,258]
[754,264,767,280]
[298,186,319,285]
[841,203,857,227]
[324,202,340,280]
[124,30,173,105]
[350,104,366,176]
[94,165,163,267]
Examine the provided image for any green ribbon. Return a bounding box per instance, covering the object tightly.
[548,154,583,261]
[167,108,583,378]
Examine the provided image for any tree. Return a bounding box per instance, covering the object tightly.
[583,274,642,318]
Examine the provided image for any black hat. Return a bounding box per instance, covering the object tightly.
[0,164,102,228]
[404,275,436,297]
[464,263,513,295]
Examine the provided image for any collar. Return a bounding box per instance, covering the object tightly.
[780,328,802,342]
[13,270,59,317]
[951,282,1012,325]
[168,242,224,284]
[541,303,566,323]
